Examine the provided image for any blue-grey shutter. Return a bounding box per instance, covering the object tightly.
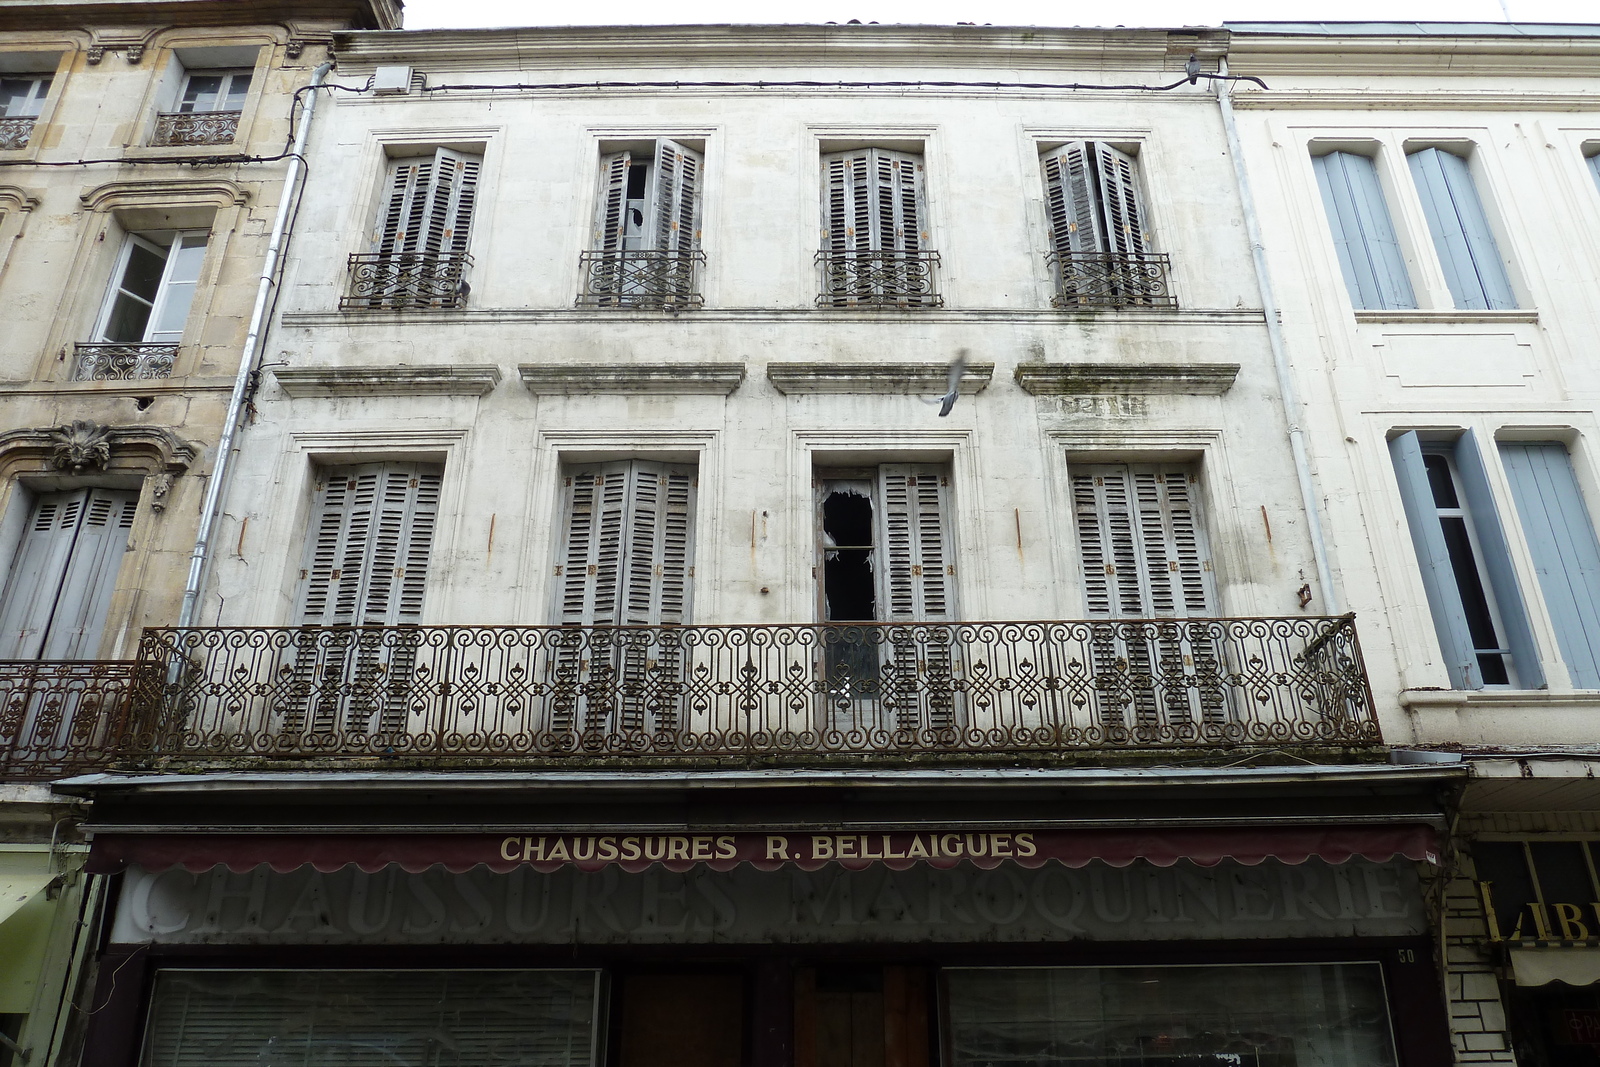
[1390,431,1478,688]
[1588,153,1600,195]
[42,489,138,659]
[1454,431,1542,688]
[1407,147,1517,311]
[1500,441,1600,688]
[1312,151,1416,311]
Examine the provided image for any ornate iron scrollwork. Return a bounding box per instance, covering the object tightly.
[71,343,178,381]
[1047,251,1178,310]
[816,250,943,308]
[151,110,241,147]
[576,250,706,310]
[341,253,472,311]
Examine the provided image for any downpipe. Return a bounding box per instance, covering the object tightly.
[1213,58,1340,614]
[177,61,333,628]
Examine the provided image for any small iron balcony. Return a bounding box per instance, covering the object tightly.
[111,615,1378,769]
[816,250,942,308]
[1047,251,1178,310]
[151,110,241,147]
[0,116,36,151]
[72,342,178,381]
[577,250,705,310]
[341,252,472,311]
[0,661,139,780]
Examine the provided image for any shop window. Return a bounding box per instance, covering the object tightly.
[1389,431,1541,689]
[818,147,940,307]
[1406,146,1517,310]
[138,969,601,1066]
[343,147,481,310]
[578,138,705,309]
[0,74,50,150]
[1474,839,1600,942]
[0,487,138,659]
[78,230,208,380]
[1041,141,1174,309]
[1312,149,1418,311]
[944,964,1399,1067]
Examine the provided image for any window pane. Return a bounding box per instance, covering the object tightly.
[0,77,47,118]
[140,969,600,1067]
[179,74,224,112]
[223,71,251,111]
[103,293,153,343]
[119,241,167,302]
[946,965,1398,1067]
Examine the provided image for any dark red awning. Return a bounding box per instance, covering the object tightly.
[88,825,1439,875]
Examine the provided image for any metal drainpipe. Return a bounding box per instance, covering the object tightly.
[1214,58,1341,614]
[177,60,334,629]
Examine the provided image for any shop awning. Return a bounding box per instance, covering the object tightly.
[0,868,53,926]
[1512,947,1600,987]
[88,824,1439,876]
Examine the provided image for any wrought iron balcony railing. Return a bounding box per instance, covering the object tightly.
[341,252,472,311]
[1047,251,1178,310]
[0,661,138,780]
[816,250,942,308]
[577,250,705,310]
[151,110,241,147]
[0,116,36,151]
[111,616,1377,768]
[72,342,179,381]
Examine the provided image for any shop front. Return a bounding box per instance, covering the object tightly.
[83,825,1453,1067]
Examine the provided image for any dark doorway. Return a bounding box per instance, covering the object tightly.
[619,973,746,1067]
[796,965,931,1067]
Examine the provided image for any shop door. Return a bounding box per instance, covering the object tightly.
[619,973,745,1067]
[796,966,931,1067]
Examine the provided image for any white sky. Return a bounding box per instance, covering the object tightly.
[402,0,1600,30]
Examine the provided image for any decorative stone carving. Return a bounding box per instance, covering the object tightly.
[50,420,112,473]
[125,43,144,64]
[148,473,174,514]
[286,39,306,59]
[86,46,105,65]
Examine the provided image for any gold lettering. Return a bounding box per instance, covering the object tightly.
[621,837,642,861]
[546,838,571,862]
[716,836,737,860]
[812,836,834,861]
[572,837,596,861]
[907,836,931,859]
[837,836,859,859]
[1016,832,1037,858]
[1557,902,1590,941]
[500,837,520,862]
[767,836,790,860]
[644,837,669,861]
[991,833,1013,858]
[692,836,714,861]
[522,837,546,862]
[668,836,691,861]
[941,834,964,857]
[1532,903,1555,941]
[597,836,619,861]
[964,834,989,858]
[860,835,882,860]
[882,835,905,859]
[1478,882,1502,942]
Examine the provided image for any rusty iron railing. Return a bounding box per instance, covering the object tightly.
[577,249,705,310]
[0,661,139,779]
[341,252,472,311]
[816,250,942,308]
[150,110,241,147]
[118,617,1379,765]
[1047,251,1178,310]
[72,342,178,381]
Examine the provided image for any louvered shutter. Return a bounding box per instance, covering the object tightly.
[0,489,135,660]
[555,464,630,627]
[427,148,481,257]
[1453,431,1542,687]
[1407,147,1517,311]
[621,462,695,625]
[876,464,955,623]
[556,461,695,627]
[821,149,875,255]
[1389,431,1479,688]
[648,139,703,254]
[373,149,481,257]
[1312,151,1417,311]
[373,155,432,256]
[1071,465,1213,618]
[296,462,442,627]
[592,151,632,253]
[1093,142,1152,256]
[1041,143,1103,256]
[42,490,138,659]
[1501,441,1600,689]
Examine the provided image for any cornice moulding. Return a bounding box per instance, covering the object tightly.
[1014,363,1240,396]
[767,361,994,396]
[80,178,250,211]
[1231,89,1600,111]
[273,364,502,397]
[283,307,1266,328]
[518,363,745,396]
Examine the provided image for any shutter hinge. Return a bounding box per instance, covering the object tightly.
[331,569,342,579]
[911,565,923,576]
[947,565,954,575]
[688,566,695,577]
[554,565,564,575]
[587,565,597,575]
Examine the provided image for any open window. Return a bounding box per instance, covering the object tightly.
[817,148,940,308]
[578,138,705,309]
[76,230,208,380]
[343,147,481,310]
[1041,141,1173,308]
[0,72,50,150]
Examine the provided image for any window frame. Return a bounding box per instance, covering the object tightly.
[91,229,210,347]
[172,67,252,115]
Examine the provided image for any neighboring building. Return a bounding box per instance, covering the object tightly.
[55,22,1462,1067]
[0,0,394,1061]
[1225,21,1600,1066]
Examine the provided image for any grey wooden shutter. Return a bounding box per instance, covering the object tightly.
[297,462,442,627]
[1093,142,1151,256]
[821,149,874,255]
[1407,147,1516,311]
[593,151,632,252]
[374,155,432,256]
[1501,441,1600,689]
[1041,143,1104,256]
[875,149,926,254]
[374,149,480,257]
[1589,153,1600,194]
[621,462,695,625]
[649,139,703,253]
[876,464,955,623]
[1390,431,1479,688]
[1312,151,1417,311]
[555,464,630,627]
[1453,431,1542,687]
[556,461,696,627]
[0,489,136,660]
[1071,465,1213,618]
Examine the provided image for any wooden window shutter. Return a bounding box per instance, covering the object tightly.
[1388,431,1479,688]
[0,488,136,659]
[1452,431,1542,687]
[1040,143,1102,257]
[1071,464,1214,618]
[1093,142,1151,256]
[593,151,632,252]
[1501,441,1600,688]
[1589,153,1600,194]
[820,149,874,253]
[556,461,697,627]
[374,156,432,255]
[1312,151,1416,311]
[876,464,955,623]
[296,462,443,627]
[1406,147,1516,311]
[649,139,703,253]
[373,149,481,257]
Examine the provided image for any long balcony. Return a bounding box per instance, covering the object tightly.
[1047,251,1178,310]
[341,252,472,311]
[61,615,1375,771]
